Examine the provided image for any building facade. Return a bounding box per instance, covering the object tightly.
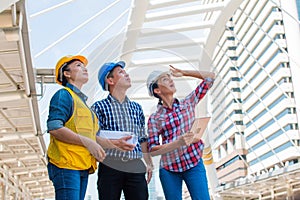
[210,0,300,197]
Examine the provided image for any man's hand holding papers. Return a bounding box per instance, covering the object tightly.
[99,130,137,151]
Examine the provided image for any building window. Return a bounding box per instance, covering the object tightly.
[252,140,266,151]
[288,92,295,98]
[275,20,284,25]
[234,109,243,114]
[275,109,290,120]
[233,98,242,103]
[232,88,241,92]
[231,77,240,81]
[246,100,260,113]
[252,110,267,123]
[230,56,238,61]
[246,130,259,141]
[296,0,300,20]
[266,129,283,141]
[261,85,276,100]
[235,121,243,125]
[268,95,286,110]
[260,119,275,132]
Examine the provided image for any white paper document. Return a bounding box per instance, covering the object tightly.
[99,130,138,145]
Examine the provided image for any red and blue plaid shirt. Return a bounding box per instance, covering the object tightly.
[147,78,214,172]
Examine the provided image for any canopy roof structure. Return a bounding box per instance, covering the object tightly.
[0,0,300,199]
[0,1,53,199]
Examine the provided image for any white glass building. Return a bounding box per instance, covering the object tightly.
[211,0,300,199]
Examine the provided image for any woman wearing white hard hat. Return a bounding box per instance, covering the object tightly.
[46,55,106,200]
[147,65,215,200]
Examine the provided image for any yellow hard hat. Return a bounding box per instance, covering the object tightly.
[55,55,88,85]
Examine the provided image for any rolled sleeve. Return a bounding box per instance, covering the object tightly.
[147,116,161,151]
[204,77,215,89]
[47,120,64,131]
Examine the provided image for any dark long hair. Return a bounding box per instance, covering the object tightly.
[151,82,163,105]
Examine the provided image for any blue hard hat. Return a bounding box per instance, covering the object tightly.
[98,61,126,90]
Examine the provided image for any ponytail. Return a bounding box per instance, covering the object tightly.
[151,82,163,105]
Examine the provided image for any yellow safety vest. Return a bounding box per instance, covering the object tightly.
[47,87,99,174]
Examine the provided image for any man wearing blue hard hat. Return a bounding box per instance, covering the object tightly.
[98,61,126,91]
[91,61,153,200]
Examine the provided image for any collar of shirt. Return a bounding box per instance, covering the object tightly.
[66,83,88,102]
[107,94,130,104]
[156,98,186,112]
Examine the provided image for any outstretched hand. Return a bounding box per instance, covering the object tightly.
[169,65,184,77]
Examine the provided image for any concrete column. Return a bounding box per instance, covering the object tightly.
[202,128,223,200]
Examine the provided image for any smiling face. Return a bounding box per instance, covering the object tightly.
[64,60,88,86]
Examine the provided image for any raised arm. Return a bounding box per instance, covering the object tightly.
[169,65,215,80]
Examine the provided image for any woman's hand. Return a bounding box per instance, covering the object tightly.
[192,133,202,144]
[146,164,153,184]
[169,64,216,80]
[169,65,184,77]
[178,132,195,146]
[79,135,106,162]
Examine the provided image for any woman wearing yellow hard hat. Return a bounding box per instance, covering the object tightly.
[46,55,106,200]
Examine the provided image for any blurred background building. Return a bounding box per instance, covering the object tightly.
[0,0,299,199]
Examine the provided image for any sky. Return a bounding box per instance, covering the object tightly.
[26,0,131,69]
[25,1,165,199]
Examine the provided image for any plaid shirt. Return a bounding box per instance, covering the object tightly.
[91,95,147,159]
[147,78,214,172]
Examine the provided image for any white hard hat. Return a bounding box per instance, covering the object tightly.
[146,70,170,96]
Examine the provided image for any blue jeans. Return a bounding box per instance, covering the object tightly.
[47,162,89,200]
[159,159,210,200]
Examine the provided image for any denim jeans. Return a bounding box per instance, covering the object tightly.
[47,162,89,200]
[159,159,210,200]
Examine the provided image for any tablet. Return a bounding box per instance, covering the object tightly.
[190,117,211,137]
